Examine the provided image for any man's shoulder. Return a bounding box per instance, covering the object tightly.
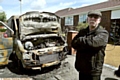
[97,26,108,34]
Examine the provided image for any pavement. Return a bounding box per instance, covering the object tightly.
[0,54,119,80]
[66,55,120,80]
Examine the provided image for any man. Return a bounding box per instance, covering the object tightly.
[71,10,109,80]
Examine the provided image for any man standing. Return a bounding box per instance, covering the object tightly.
[71,10,109,80]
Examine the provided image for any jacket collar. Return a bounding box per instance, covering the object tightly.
[86,25,100,35]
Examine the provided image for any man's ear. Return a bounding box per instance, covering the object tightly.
[100,17,101,21]
[86,18,88,23]
[98,17,101,23]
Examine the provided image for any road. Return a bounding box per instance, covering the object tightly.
[66,55,120,80]
[0,55,119,80]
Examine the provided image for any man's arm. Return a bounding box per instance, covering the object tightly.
[71,29,87,50]
[75,30,109,51]
[71,32,80,50]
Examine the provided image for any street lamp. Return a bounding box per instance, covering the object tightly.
[19,0,22,14]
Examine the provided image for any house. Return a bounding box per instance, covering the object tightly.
[55,0,120,36]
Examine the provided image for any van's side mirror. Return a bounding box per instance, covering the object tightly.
[0,21,14,36]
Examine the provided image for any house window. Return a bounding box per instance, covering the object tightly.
[79,14,87,23]
[65,16,73,25]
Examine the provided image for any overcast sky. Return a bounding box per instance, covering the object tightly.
[0,0,108,19]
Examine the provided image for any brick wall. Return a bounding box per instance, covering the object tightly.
[101,11,111,32]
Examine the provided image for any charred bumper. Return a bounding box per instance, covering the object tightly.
[23,52,66,68]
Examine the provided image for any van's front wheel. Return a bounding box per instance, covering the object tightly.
[10,52,24,72]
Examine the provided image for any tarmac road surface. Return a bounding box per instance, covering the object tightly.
[66,55,120,80]
[0,55,119,80]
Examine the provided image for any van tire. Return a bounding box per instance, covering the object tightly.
[10,52,24,72]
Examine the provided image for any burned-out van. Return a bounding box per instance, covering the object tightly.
[7,11,67,70]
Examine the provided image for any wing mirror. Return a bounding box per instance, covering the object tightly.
[0,21,14,35]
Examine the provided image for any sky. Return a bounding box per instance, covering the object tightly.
[0,0,108,19]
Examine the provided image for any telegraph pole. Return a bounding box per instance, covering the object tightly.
[19,0,22,14]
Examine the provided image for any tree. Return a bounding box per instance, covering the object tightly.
[0,11,6,22]
[0,11,7,26]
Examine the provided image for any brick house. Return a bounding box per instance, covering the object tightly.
[55,0,120,35]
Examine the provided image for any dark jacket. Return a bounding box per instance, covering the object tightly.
[71,26,109,75]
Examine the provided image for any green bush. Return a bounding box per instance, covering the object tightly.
[76,22,88,31]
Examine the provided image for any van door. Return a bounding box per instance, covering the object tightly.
[0,21,13,65]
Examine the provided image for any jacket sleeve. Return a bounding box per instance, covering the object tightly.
[75,30,109,51]
[71,33,80,50]
[71,29,86,50]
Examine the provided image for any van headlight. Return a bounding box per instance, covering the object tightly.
[24,41,34,50]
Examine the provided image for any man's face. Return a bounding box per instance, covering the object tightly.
[87,14,101,28]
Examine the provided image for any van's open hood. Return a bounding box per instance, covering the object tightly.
[20,21,61,35]
[19,11,61,36]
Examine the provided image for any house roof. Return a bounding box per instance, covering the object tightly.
[55,0,120,17]
[55,8,73,17]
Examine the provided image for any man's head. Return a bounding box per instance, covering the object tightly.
[87,10,102,30]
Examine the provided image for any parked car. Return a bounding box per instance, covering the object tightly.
[109,32,120,45]
[0,21,13,65]
[7,11,67,70]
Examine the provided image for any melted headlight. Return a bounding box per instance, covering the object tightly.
[24,41,34,50]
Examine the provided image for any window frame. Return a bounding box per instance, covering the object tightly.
[79,14,87,23]
[65,16,73,25]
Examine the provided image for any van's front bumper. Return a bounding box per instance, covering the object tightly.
[23,53,63,69]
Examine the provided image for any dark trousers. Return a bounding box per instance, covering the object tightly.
[79,72,101,80]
